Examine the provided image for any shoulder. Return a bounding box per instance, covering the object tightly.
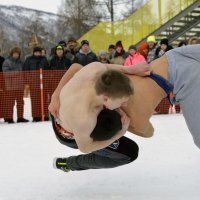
[25,56,33,62]
[89,51,96,56]
[83,62,107,72]
[2,58,11,65]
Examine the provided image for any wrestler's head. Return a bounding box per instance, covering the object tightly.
[95,69,133,110]
[90,109,122,141]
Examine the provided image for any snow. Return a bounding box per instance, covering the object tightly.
[0,114,200,200]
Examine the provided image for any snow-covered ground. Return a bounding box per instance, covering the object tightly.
[0,114,200,200]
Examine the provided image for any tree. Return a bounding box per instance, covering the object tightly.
[56,0,102,39]
[0,28,13,56]
[25,14,56,52]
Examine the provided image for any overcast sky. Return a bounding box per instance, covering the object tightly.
[0,0,62,14]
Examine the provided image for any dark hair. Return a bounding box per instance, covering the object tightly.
[10,47,21,57]
[90,109,122,141]
[178,40,187,47]
[81,40,89,46]
[33,47,42,53]
[58,40,67,47]
[108,44,115,50]
[95,70,133,98]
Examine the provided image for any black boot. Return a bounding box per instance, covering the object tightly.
[33,117,42,122]
[44,116,49,121]
[5,119,14,124]
[17,118,29,123]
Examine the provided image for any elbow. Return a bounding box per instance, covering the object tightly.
[141,123,154,138]
[78,145,92,153]
[143,128,154,138]
[142,132,154,138]
[136,128,154,138]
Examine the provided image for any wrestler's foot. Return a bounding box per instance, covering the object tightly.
[53,157,71,172]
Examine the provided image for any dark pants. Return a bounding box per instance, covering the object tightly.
[51,115,139,171]
[4,89,24,119]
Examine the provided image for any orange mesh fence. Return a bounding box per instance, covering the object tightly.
[0,70,181,123]
[0,70,66,122]
[155,96,181,114]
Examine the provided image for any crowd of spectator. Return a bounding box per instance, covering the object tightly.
[0,35,199,123]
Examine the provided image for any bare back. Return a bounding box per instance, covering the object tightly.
[123,75,166,137]
[58,60,167,139]
[59,62,107,134]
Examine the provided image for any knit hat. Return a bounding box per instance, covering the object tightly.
[56,45,64,51]
[98,50,107,57]
[160,38,169,45]
[115,41,123,48]
[58,40,67,47]
[33,47,42,53]
[147,35,156,43]
[128,45,137,51]
[81,40,89,46]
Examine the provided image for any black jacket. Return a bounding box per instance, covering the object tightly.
[50,55,71,70]
[0,56,5,72]
[155,45,173,59]
[23,55,49,71]
[73,50,97,66]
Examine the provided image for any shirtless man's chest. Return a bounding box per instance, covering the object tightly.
[58,68,102,134]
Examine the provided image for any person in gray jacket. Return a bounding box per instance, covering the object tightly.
[73,40,97,66]
[2,47,28,123]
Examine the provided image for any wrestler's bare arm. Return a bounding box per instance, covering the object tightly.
[49,63,83,117]
[105,61,151,76]
[73,121,125,153]
[49,61,151,117]
[73,109,130,153]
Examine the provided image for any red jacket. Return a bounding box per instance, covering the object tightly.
[124,52,145,66]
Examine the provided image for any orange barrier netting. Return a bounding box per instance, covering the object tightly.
[0,70,66,122]
[0,70,181,122]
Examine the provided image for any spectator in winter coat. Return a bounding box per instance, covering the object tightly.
[188,36,200,45]
[23,47,49,71]
[2,47,29,123]
[73,40,97,66]
[48,45,72,106]
[178,40,187,47]
[50,45,71,70]
[110,41,128,65]
[137,41,148,60]
[124,45,146,66]
[65,37,80,63]
[146,35,157,63]
[23,47,49,122]
[98,50,110,64]
[108,44,116,60]
[155,39,173,59]
[50,40,67,58]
